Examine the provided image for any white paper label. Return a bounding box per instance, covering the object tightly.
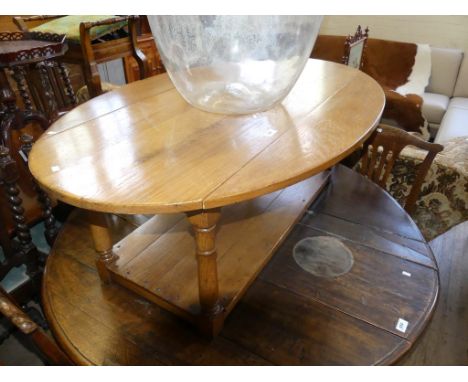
[51,165,60,173]
[402,271,412,277]
[396,318,409,333]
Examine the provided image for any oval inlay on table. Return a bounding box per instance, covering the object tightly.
[293,236,354,278]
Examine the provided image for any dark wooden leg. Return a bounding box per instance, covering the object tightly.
[87,211,116,284]
[57,62,78,106]
[0,146,38,278]
[0,69,20,149]
[11,66,33,111]
[80,60,102,99]
[79,22,103,99]
[0,71,45,292]
[20,134,59,245]
[186,208,224,336]
[36,61,58,121]
[128,16,150,80]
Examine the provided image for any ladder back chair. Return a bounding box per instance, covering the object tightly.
[358,124,444,214]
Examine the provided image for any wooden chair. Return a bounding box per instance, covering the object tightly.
[358,125,443,214]
[342,25,369,69]
[13,15,152,99]
[78,15,149,98]
[0,286,72,365]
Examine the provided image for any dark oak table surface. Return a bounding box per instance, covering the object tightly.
[42,165,439,365]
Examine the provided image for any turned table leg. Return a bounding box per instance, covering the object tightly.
[186,208,224,336]
[87,211,117,284]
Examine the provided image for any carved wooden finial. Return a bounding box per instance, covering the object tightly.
[342,25,370,68]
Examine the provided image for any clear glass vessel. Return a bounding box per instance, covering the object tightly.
[148,16,323,114]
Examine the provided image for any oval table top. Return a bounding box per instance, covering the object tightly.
[29,59,385,214]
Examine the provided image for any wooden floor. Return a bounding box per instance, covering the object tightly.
[398,220,468,365]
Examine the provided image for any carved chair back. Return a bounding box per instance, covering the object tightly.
[359,125,443,214]
[343,25,369,69]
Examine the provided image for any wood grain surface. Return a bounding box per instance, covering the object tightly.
[107,173,329,325]
[29,59,385,214]
[42,166,438,365]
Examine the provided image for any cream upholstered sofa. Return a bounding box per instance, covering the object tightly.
[388,49,468,240]
[421,47,468,142]
[434,54,468,143]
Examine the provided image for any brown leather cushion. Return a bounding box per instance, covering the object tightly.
[312,35,418,90]
[312,35,427,137]
[310,35,347,64]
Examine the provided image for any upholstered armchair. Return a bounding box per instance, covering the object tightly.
[385,136,468,240]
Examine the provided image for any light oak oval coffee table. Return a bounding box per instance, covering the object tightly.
[30,59,385,335]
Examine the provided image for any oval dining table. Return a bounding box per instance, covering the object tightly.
[26,59,437,364]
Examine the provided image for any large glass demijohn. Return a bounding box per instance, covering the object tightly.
[148,16,323,114]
